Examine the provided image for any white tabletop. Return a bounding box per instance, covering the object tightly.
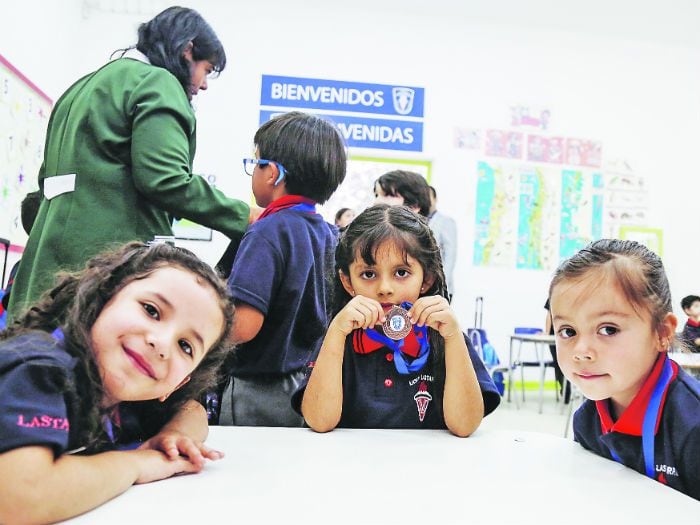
[670,351,700,369]
[63,426,699,524]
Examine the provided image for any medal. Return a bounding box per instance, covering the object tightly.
[382,305,412,340]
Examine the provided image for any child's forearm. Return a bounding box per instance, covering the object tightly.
[160,400,209,442]
[442,335,484,437]
[301,327,346,432]
[0,446,194,525]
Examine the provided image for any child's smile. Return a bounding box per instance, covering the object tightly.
[91,266,224,406]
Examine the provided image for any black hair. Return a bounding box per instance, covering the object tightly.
[20,190,42,235]
[334,204,448,408]
[254,111,347,203]
[428,185,437,199]
[375,170,431,217]
[131,6,226,95]
[681,295,700,312]
[334,208,352,224]
[549,239,674,340]
[2,242,234,451]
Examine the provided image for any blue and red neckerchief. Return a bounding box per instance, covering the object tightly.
[354,301,430,375]
[596,353,677,478]
[257,195,317,222]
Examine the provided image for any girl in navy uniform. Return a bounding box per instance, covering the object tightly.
[0,242,235,523]
[296,204,500,436]
[549,239,700,500]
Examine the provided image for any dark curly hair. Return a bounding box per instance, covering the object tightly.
[1,242,234,450]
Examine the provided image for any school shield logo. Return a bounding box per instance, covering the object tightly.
[414,381,433,422]
[392,87,415,115]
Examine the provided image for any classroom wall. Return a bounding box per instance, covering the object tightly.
[2,0,700,362]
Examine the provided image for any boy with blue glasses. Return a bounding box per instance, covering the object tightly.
[219,111,346,426]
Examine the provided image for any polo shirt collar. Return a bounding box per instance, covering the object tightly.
[595,352,678,436]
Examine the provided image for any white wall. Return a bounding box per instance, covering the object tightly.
[2,0,700,361]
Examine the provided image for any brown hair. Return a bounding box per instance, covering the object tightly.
[549,239,674,340]
[2,242,234,450]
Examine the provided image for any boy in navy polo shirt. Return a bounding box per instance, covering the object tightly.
[680,295,700,352]
[219,111,346,427]
[549,239,700,500]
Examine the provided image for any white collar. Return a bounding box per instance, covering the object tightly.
[118,48,151,64]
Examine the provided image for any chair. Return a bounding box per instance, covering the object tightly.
[468,328,509,395]
[507,328,559,413]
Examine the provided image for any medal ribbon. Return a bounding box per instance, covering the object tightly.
[606,354,674,478]
[364,301,430,375]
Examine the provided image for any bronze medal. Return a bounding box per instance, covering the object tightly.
[382,306,412,340]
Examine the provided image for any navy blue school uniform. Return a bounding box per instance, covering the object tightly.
[0,330,158,455]
[226,206,337,376]
[681,319,700,352]
[573,353,700,500]
[292,330,500,429]
[221,201,337,426]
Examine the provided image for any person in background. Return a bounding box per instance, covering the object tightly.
[680,295,700,352]
[219,111,346,427]
[373,170,431,217]
[544,298,571,403]
[8,6,254,319]
[0,242,235,523]
[334,207,355,232]
[296,205,500,436]
[549,239,700,500]
[427,186,457,301]
[0,190,42,321]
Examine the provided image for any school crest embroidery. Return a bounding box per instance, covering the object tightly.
[414,381,432,422]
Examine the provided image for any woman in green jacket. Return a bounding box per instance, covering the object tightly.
[9,6,252,317]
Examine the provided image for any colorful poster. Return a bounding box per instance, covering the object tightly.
[516,167,560,269]
[0,54,52,246]
[485,129,522,159]
[559,170,604,259]
[527,135,565,164]
[565,138,602,168]
[473,161,519,267]
[318,156,431,224]
[602,159,649,238]
[619,226,663,256]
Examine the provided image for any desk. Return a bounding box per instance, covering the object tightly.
[63,427,698,524]
[670,351,700,370]
[508,333,556,413]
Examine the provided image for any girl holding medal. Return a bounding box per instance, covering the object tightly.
[296,204,500,436]
[549,239,700,500]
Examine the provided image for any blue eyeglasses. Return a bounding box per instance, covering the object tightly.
[242,158,286,186]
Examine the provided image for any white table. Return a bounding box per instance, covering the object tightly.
[508,333,557,413]
[63,426,699,524]
[670,351,700,370]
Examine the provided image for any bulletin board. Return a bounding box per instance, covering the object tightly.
[0,53,52,248]
[318,155,432,223]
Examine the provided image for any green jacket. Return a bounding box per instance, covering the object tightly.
[8,58,249,316]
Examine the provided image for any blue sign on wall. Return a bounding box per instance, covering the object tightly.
[260,110,423,152]
[260,75,424,118]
